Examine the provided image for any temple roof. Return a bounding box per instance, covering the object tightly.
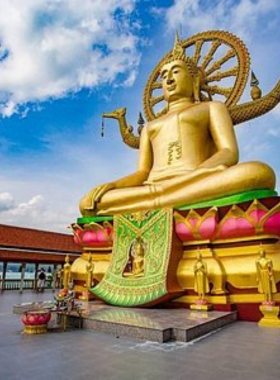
[0,224,80,254]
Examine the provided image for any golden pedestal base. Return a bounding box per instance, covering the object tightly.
[23,324,48,334]
[190,302,213,311]
[258,305,280,328]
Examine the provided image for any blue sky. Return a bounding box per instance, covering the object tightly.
[0,0,280,232]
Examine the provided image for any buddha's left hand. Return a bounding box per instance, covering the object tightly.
[83,182,116,210]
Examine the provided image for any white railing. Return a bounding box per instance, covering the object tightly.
[0,279,56,291]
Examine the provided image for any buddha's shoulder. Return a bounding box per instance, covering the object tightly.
[192,101,229,117]
[207,100,229,111]
[146,117,162,131]
[196,100,227,109]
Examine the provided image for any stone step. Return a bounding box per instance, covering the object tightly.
[80,302,237,343]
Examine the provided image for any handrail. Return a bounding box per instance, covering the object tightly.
[0,278,56,291]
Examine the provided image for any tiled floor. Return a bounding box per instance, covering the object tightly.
[1,290,280,380]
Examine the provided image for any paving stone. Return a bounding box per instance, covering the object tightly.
[1,291,280,380]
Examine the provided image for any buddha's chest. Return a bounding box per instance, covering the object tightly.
[147,110,209,164]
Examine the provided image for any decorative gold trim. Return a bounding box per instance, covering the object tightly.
[182,239,211,247]
[174,293,280,305]
[190,303,213,311]
[182,234,279,247]
[23,324,48,334]
[259,305,280,328]
[84,247,112,252]
[174,207,218,241]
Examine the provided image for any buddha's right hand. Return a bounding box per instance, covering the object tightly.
[83,182,116,210]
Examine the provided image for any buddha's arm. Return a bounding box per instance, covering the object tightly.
[82,127,152,209]
[198,102,239,169]
[112,126,152,189]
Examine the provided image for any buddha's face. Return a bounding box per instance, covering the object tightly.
[161,60,193,102]
[135,243,144,257]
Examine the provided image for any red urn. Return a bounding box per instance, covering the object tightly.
[21,310,51,334]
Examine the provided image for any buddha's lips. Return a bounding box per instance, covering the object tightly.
[167,84,176,91]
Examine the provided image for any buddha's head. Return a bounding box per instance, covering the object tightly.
[134,238,145,257]
[160,34,201,103]
[259,246,266,258]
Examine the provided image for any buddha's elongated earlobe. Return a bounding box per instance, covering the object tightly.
[193,74,201,103]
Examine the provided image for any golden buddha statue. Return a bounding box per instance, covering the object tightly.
[79,34,275,217]
[256,246,277,303]
[123,238,145,278]
[63,255,71,290]
[194,251,210,301]
[86,254,94,289]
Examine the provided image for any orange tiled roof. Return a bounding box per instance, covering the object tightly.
[0,224,80,253]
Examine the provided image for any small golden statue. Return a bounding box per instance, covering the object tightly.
[256,246,280,328]
[63,255,71,290]
[86,254,95,289]
[256,246,277,304]
[123,238,145,278]
[194,252,210,300]
[191,251,212,310]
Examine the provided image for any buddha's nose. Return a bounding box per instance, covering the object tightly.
[166,71,174,84]
[167,77,174,85]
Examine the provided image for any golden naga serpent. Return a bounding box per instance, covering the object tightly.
[103,30,280,149]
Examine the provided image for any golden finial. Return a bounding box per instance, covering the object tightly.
[250,71,262,100]
[172,31,185,61]
[167,31,198,78]
[251,71,259,86]
[174,30,180,46]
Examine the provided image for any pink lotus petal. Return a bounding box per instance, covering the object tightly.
[188,218,198,227]
[175,222,194,241]
[219,217,255,239]
[263,212,280,235]
[200,216,217,239]
[249,209,266,222]
[83,230,97,244]
[96,229,107,243]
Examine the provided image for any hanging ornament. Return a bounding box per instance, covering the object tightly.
[101,115,105,137]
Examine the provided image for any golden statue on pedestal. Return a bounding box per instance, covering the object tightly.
[194,252,210,301]
[73,30,280,312]
[190,251,212,310]
[256,246,280,328]
[86,254,94,289]
[256,246,277,304]
[63,255,71,290]
[80,31,277,217]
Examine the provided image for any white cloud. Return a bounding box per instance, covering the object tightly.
[0,191,72,232]
[7,195,44,216]
[0,193,44,218]
[163,0,279,39]
[0,0,140,116]
[0,125,138,232]
[0,192,16,212]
